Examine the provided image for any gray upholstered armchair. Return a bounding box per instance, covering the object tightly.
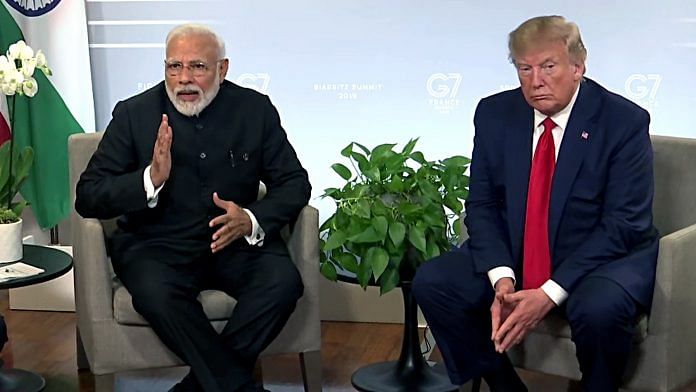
[69,132,322,391]
[461,135,696,391]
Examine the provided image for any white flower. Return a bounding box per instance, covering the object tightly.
[1,40,51,97]
[1,68,24,95]
[21,77,38,97]
[7,40,33,61]
[34,50,51,76]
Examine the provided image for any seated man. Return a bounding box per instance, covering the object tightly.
[413,15,658,392]
[75,24,311,392]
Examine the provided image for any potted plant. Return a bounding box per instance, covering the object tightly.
[0,40,51,262]
[320,138,470,292]
[319,138,470,390]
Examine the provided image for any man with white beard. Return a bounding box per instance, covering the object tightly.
[76,24,311,392]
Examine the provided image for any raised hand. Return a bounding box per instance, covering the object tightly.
[150,114,172,187]
[209,192,252,253]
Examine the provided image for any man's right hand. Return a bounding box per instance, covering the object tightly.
[150,114,172,187]
[490,277,516,346]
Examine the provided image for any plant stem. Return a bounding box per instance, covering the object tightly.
[7,95,15,211]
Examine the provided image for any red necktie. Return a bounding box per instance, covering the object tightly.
[523,117,556,289]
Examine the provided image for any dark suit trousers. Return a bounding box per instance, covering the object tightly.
[112,245,303,392]
[412,248,639,392]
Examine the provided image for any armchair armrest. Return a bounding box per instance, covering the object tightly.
[284,205,319,288]
[71,214,115,322]
[647,222,696,335]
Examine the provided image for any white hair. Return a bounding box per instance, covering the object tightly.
[166,23,226,59]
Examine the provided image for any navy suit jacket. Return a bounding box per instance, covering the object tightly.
[461,78,659,308]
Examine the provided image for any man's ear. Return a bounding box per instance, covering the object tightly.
[219,58,229,83]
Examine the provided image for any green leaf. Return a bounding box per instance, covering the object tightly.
[372,216,388,239]
[366,247,389,280]
[323,230,347,250]
[371,143,397,162]
[388,221,406,248]
[441,155,471,167]
[379,268,400,295]
[363,166,381,182]
[340,143,353,158]
[426,239,442,259]
[320,261,338,281]
[385,176,404,193]
[336,252,359,273]
[353,142,371,156]
[357,258,373,289]
[410,151,426,164]
[355,199,371,219]
[351,152,369,171]
[401,138,419,155]
[331,163,352,180]
[348,226,381,243]
[408,225,427,253]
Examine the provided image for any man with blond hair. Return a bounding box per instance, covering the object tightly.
[414,15,658,391]
[76,24,311,392]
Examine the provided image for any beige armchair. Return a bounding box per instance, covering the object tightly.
[69,132,322,391]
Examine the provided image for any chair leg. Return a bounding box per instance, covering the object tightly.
[253,359,264,388]
[471,377,481,392]
[76,328,90,370]
[299,350,322,392]
[94,373,115,392]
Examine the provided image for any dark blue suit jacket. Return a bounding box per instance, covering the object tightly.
[461,78,659,308]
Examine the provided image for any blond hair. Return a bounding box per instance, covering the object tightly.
[508,16,586,67]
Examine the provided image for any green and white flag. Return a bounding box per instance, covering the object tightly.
[0,0,95,228]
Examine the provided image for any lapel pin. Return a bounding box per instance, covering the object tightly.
[581,131,589,140]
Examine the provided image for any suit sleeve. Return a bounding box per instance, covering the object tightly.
[552,109,655,292]
[75,101,150,219]
[465,101,515,274]
[247,97,311,236]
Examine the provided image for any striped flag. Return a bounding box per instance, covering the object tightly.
[0,1,95,228]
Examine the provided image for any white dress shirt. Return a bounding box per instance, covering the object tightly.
[143,165,265,246]
[487,85,581,305]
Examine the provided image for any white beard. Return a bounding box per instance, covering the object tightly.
[165,73,221,117]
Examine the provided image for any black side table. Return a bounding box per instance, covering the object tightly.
[0,245,73,392]
[336,271,458,392]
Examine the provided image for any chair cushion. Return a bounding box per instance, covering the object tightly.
[533,313,649,343]
[113,283,237,325]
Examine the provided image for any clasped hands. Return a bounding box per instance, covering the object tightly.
[149,114,252,253]
[490,278,556,353]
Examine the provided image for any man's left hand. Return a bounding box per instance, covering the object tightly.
[492,288,556,353]
[209,192,252,253]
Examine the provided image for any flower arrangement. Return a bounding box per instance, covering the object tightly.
[0,40,51,223]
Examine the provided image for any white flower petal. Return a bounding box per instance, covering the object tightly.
[21,58,36,78]
[22,78,38,97]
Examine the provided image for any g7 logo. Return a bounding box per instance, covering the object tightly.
[236,73,271,93]
[625,74,661,101]
[427,73,462,98]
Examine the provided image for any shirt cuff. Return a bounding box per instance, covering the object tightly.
[487,266,516,289]
[242,208,265,246]
[541,279,568,306]
[143,165,165,208]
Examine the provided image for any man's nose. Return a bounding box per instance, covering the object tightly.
[177,67,194,83]
[531,68,544,88]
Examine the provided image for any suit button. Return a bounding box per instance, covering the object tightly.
[200,152,206,159]
[195,124,203,130]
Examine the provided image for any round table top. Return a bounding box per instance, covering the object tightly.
[0,245,73,290]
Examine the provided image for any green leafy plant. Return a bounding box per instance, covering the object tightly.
[0,140,33,223]
[319,138,470,294]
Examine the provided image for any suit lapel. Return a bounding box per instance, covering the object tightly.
[548,80,601,253]
[504,93,534,264]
